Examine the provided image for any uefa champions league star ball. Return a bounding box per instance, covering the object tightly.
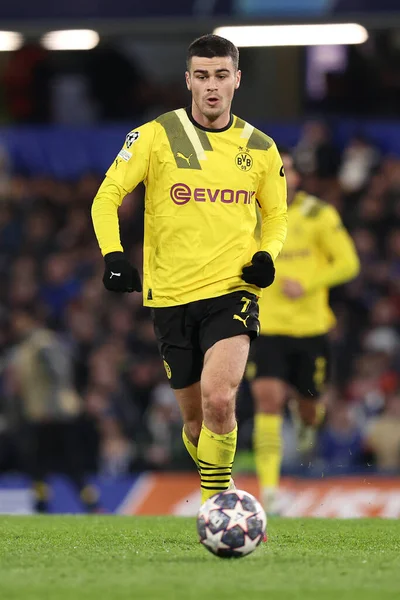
[197,489,267,558]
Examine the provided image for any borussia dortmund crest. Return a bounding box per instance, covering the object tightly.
[235,151,253,172]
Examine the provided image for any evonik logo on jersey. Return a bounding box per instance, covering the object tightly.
[170,183,255,206]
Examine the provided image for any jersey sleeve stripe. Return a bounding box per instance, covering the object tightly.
[247,129,273,151]
[234,116,246,129]
[240,122,254,142]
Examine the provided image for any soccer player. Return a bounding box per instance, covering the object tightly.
[249,149,360,512]
[91,34,287,504]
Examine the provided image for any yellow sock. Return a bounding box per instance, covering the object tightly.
[182,427,199,469]
[253,413,283,490]
[197,422,237,504]
[314,402,326,427]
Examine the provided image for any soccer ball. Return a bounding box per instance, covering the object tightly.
[197,489,267,558]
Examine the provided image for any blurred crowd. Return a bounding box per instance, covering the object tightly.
[0,42,185,125]
[0,169,185,479]
[306,30,400,117]
[1,119,400,483]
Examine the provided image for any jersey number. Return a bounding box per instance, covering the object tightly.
[241,297,251,313]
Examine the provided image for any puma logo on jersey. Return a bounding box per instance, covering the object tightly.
[233,314,250,327]
[176,152,193,166]
[110,271,121,278]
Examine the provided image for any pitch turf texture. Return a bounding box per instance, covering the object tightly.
[1,517,399,600]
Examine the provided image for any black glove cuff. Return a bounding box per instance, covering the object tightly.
[253,251,273,264]
[104,251,125,264]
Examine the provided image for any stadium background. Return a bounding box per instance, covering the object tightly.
[1,0,400,517]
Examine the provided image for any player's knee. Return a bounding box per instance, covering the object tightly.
[252,378,285,414]
[202,388,235,427]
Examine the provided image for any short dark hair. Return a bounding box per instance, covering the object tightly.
[186,34,239,71]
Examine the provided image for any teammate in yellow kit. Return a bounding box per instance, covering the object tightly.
[249,149,360,513]
[91,35,287,504]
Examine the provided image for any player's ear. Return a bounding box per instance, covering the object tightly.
[235,70,241,90]
[185,71,191,91]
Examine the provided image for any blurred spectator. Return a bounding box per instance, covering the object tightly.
[293,120,340,179]
[1,42,166,124]
[2,43,52,123]
[346,351,397,430]
[0,203,21,260]
[23,211,56,258]
[98,416,137,477]
[292,120,341,201]
[2,306,99,512]
[339,135,380,194]
[365,392,400,471]
[40,253,82,326]
[145,383,183,467]
[87,44,154,122]
[318,403,364,471]
[0,140,11,198]
[305,29,400,117]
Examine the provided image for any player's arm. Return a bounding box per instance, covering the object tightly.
[257,142,288,261]
[305,205,360,293]
[242,142,287,288]
[92,122,155,256]
[91,178,125,256]
[91,122,155,292]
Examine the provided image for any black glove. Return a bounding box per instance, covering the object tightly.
[241,251,275,288]
[102,252,142,293]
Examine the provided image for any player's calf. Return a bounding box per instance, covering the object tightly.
[198,388,238,502]
[251,377,286,514]
[183,420,202,446]
[197,336,249,503]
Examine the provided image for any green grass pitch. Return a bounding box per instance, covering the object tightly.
[0,516,399,600]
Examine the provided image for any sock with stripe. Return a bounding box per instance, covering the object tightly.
[197,422,237,504]
[182,426,199,469]
[253,413,283,504]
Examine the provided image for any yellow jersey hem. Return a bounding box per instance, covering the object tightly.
[259,326,333,338]
[143,283,260,307]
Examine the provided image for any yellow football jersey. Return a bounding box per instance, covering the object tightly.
[259,191,360,337]
[92,108,287,307]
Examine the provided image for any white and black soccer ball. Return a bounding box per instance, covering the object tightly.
[197,489,267,558]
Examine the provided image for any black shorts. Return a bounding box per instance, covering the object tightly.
[152,291,259,389]
[247,334,330,399]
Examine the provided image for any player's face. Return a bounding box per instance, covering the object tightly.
[186,56,241,124]
[282,154,301,195]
